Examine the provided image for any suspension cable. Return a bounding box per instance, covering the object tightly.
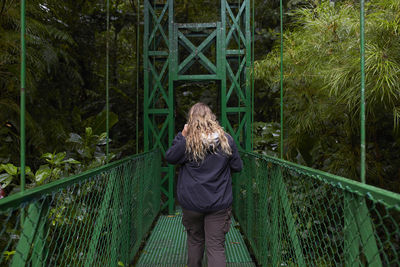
[251,0,255,151]
[20,0,26,192]
[106,0,110,163]
[136,0,140,154]
[238,0,241,140]
[279,0,284,159]
[360,0,366,183]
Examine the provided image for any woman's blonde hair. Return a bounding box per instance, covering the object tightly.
[185,103,232,161]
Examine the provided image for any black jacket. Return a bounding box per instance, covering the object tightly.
[165,132,243,212]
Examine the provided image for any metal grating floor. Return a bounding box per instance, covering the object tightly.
[136,209,256,266]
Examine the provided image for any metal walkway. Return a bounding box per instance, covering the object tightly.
[136,209,256,266]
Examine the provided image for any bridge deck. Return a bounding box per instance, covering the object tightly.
[136,209,256,266]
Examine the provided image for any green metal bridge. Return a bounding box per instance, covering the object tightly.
[1,150,399,266]
[1,0,400,266]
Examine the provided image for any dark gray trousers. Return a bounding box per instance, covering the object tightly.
[182,207,232,267]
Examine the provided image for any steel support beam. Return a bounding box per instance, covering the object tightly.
[144,0,252,213]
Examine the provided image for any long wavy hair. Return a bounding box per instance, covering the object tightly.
[185,103,232,162]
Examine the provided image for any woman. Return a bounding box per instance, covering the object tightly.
[165,102,243,267]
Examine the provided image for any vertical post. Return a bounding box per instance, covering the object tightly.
[111,175,121,266]
[144,0,174,213]
[136,0,140,154]
[344,192,360,266]
[246,155,254,242]
[220,0,227,130]
[168,0,175,214]
[131,160,143,257]
[12,201,49,267]
[279,0,284,159]
[344,193,383,266]
[106,0,110,163]
[221,0,252,150]
[85,172,116,266]
[216,21,223,81]
[138,158,144,241]
[277,168,305,266]
[31,199,50,266]
[143,0,149,151]
[245,0,251,151]
[20,0,26,193]
[259,162,270,265]
[271,166,281,266]
[121,164,132,264]
[360,0,366,184]
[238,0,242,148]
[251,0,255,151]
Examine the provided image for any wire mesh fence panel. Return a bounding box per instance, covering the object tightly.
[0,150,161,267]
[233,152,400,266]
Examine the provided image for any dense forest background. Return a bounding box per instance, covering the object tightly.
[0,0,399,196]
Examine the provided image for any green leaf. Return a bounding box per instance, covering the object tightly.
[77,148,92,159]
[51,168,62,180]
[99,132,107,140]
[53,152,67,165]
[3,250,16,261]
[98,132,109,145]
[25,166,34,178]
[0,173,13,188]
[42,152,56,165]
[0,174,10,183]
[85,110,119,135]
[1,164,18,176]
[41,153,54,160]
[85,127,93,138]
[63,158,80,164]
[35,166,51,184]
[67,133,83,144]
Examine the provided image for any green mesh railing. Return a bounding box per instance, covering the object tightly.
[233,152,400,266]
[0,150,161,266]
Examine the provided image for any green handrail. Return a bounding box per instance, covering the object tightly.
[243,151,400,207]
[0,150,161,266]
[233,151,400,266]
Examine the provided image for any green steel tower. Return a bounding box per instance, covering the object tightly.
[144,0,252,213]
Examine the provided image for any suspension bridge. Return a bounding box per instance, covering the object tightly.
[0,0,399,266]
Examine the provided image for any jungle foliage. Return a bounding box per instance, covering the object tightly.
[0,0,399,194]
[0,0,138,195]
[255,0,400,192]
